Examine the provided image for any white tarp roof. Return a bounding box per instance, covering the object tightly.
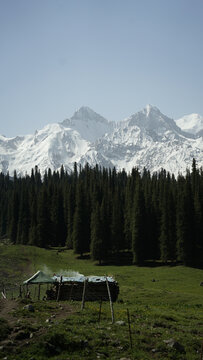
[53,275,115,283]
[24,271,116,285]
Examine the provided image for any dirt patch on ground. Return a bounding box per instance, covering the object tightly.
[0,299,19,325]
[0,298,75,324]
[0,299,76,356]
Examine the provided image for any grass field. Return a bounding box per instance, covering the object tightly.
[0,244,203,359]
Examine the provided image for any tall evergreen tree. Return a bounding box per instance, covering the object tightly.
[159,184,176,262]
[124,178,133,250]
[9,190,19,244]
[176,174,195,265]
[36,187,50,248]
[131,179,146,265]
[66,185,75,249]
[16,187,30,244]
[111,191,124,253]
[51,187,66,246]
[72,184,88,256]
[28,190,38,245]
[90,203,104,264]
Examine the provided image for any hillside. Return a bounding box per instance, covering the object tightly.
[0,245,203,360]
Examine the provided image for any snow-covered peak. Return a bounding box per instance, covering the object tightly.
[143,104,161,117]
[71,106,108,124]
[59,106,114,143]
[175,113,203,135]
[124,105,179,137]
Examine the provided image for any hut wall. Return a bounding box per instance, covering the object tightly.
[46,281,119,302]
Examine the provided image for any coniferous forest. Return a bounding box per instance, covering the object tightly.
[0,159,202,266]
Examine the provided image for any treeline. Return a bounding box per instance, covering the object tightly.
[0,160,202,266]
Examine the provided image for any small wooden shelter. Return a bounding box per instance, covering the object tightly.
[23,271,119,302]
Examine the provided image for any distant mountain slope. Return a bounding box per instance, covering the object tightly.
[175,113,203,135]
[81,105,202,175]
[0,105,202,176]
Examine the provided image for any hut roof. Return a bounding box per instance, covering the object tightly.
[23,271,116,285]
[53,274,115,283]
[23,270,55,284]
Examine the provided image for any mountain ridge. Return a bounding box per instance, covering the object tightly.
[0,105,202,176]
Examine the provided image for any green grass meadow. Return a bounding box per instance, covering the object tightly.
[0,245,203,359]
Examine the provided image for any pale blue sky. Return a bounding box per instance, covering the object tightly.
[0,0,203,137]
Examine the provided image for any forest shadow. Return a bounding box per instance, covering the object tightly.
[95,253,203,269]
[76,254,91,260]
[52,248,203,269]
[97,251,133,266]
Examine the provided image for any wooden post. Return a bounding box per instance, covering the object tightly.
[69,283,74,300]
[81,279,87,310]
[19,285,22,298]
[2,284,6,299]
[38,284,41,300]
[57,276,63,302]
[1,291,6,299]
[34,285,36,300]
[106,277,114,324]
[22,285,25,298]
[200,339,203,360]
[98,297,102,322]
[127,308,133,349]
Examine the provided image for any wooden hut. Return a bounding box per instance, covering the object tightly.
[46,275,119,302]
[23,272,119,302]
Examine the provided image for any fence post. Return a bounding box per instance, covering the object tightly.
[106,276,114,324]
[57,276,63,302]
[19,285,22,298]
[38,284,41,300]
[81,279,87,310]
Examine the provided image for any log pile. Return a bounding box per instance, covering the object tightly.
[46,280,119,302]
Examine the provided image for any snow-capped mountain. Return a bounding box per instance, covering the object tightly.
[0,105,202,177]
[0,107,114,175]
[80,105,202,175]
[175,113,203,136]
[61,106,114,142]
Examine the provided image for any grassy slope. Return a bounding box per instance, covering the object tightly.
[0,245,203,360]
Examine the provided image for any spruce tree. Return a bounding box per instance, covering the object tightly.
[72,184,87,256]
[66,185,75,249]
[159,185,176,262]
[51,187,66,246]
[176,174,195,265]
[16,187,30,244]
[193,192,203,264]
[9,190,19,244]
[36,187,50,248]
[100,194,111,260]
[90,202,103,264]
[28,190,38,245]
[111,191,124,253]
[124,178,133,250]
[131,179,145,265]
